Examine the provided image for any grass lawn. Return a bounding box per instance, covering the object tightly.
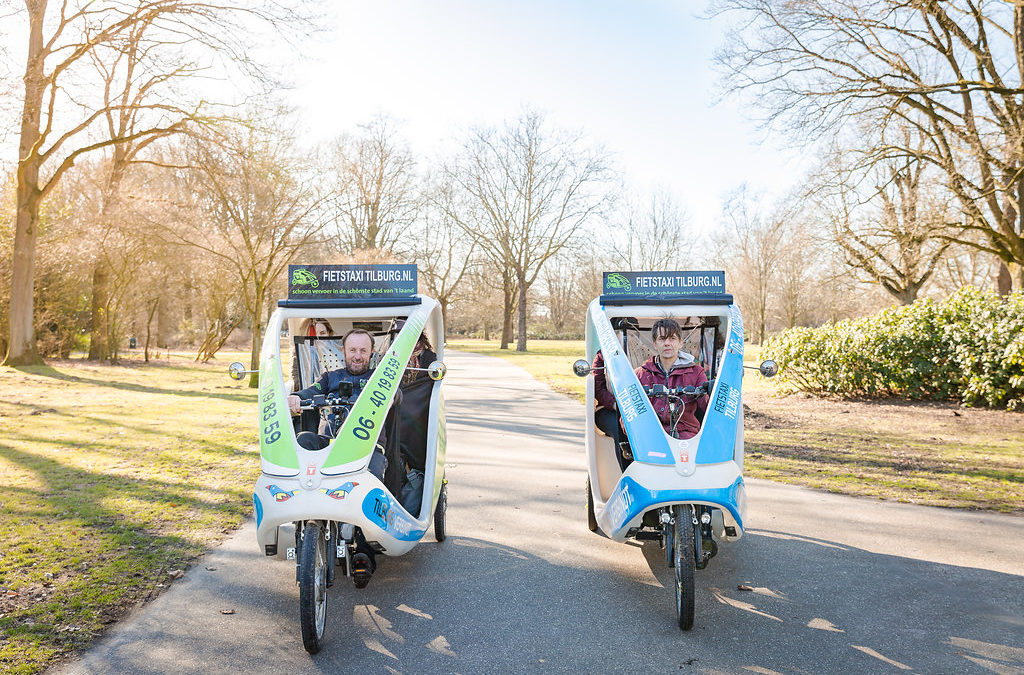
[0,353,258,674]
[449,339,1024,513]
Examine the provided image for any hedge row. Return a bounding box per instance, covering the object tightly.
[760,287,1024,409]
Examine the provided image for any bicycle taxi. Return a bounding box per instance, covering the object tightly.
[230,263,448,653]
[572,270,776,629]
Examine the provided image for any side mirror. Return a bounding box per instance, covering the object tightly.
[228,362,249,380]
[427,361,447,381]
[572,359,591,377]
[759,359,779,378]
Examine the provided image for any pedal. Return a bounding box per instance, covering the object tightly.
[618,442,633,460]
[286,547,296,560]
[635,530,663,541]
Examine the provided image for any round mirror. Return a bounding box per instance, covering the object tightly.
[228,362,247,380]
[759,359,779,378]
[572,359,591,377]
[427,361,447,381]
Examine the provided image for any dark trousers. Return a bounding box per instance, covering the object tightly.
[595,408,631,471]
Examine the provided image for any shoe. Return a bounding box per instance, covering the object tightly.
[352,553,373,589]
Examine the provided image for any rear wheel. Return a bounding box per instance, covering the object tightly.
[299,520,328,654]
[434,479,448,542]
[673,505,696,631]
[585,477,598,532]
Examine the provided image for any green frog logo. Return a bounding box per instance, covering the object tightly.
[607,273,632,292]
[291,269,319,288]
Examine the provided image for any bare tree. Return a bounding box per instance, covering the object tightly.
[935,237,1001,295]
[327,115,419,255]
[445,264,501,339]
[413,179,478,329]
[773,215,818,328]
[541,247,600,335]
[714,0,1024,291]
[817,150,956,305]
[162,117,327,387]
[720,185,786,344]
[444,110,615,351]
[607,189,695,271]
[3,0,312,365]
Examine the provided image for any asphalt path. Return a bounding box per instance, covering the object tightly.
[58,351,1024,674]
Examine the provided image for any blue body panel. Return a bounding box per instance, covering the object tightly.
[695,306,744,464]
[604,475,745,535]
[588,303,674,465]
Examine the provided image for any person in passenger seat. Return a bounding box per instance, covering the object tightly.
[290,318,334,391]
[398,333,437,515]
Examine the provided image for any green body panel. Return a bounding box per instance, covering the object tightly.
[432,391,447,508]
[258,354,299,470]
[321,309,428,470]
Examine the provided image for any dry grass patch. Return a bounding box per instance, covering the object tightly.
[0,357,258,674]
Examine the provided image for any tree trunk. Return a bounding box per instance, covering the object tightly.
[898,286,919,306]
[500,274,513,350]
[1009,262,1024,293]
[439,298,449,336]
[144,297,158,362]
[516,271,528,352]
[248,285,264,388]
[997,263,1011,295]
[4,2,46,367]
[156,293,170,348]
[6,191,42,366]
[88,263,110,360]
[758,304,767,346]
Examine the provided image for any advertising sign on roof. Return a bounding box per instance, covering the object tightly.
[288,264,417,300]
[602,270,726,298]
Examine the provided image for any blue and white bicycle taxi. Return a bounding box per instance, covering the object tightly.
[230,264,448,653]
[572,271,776,630]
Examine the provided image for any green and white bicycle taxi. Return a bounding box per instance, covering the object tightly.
[230,264,448,654]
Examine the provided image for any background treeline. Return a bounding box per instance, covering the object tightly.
[0,107,1013,359]
[2,1,1022,397]
[0,107,1008,359]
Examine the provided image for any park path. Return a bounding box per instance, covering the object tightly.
[57,351,1024,674]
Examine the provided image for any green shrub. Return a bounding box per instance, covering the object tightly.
[761,287,1024,409]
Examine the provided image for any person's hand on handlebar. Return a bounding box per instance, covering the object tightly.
[287,394,301,416]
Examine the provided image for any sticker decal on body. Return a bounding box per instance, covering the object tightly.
[321,481,358,500]
[267,484,297,502]
[362,488,425,542]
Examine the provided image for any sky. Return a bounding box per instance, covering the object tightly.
[289,0,807,233]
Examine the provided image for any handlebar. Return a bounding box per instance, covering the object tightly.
[297,393,357,412]
[642,382,709,399]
